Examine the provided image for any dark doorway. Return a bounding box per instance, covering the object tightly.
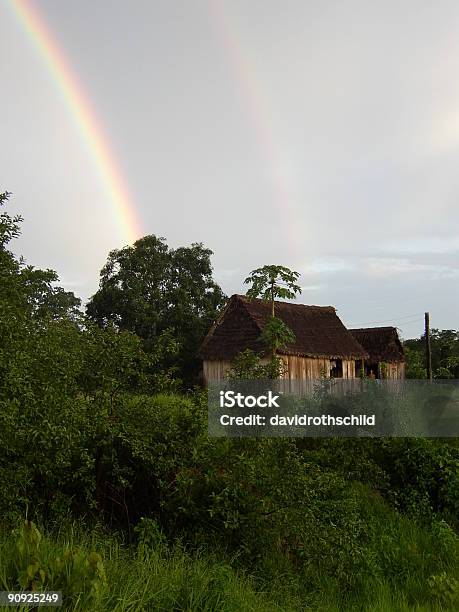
[330,358,343,378]
[365,362,379,379]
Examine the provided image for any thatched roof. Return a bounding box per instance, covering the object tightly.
[349,327,404,363]
[200,295,368,360]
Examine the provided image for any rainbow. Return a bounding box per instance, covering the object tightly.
[9,0,142,244]
[208,0,300,258]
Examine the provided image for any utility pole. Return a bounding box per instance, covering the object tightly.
[425,312,432,381]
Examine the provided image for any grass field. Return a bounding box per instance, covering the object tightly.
[1,483,458,612]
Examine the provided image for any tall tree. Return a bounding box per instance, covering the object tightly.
[244,264,301,368]
[86,235,226,383]
[244,265,301,317]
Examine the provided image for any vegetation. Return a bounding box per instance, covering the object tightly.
[244,265,301,316]
[1,192,458,610]
[86,234,226,385]
[243,264,301,374]
[227,348,288,380]
[405,331,459,379]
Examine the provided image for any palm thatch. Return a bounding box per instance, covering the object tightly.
[350,327,404,363]
[200,295,368,360]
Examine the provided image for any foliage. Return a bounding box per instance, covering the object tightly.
[1,192,81,323]
[405,329,459,379]
[0,191,21,246]
[86,235,226,384]
[94,393,205,526]
[244,264,301,365]
[0,194,183,520]
[428,571,459,607]
[260,315,296,354]
[404,346,427,379]
[1,489,458,611]
[374,438,459,523]
[0,523,287,612]
[78,323,180,403]
[244,264,301,312]
[1,520,107,608]
[227,349,287,380]
[302,437,459,527]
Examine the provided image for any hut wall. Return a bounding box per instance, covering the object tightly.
[280,355,329,379]
[280,356,356,379]
[203,360,233,383]
[365,361,405,379]
[343,359,356,378]
[386,361,405,379]
[204,356,362,384]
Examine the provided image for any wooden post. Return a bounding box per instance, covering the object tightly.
[425,312,432,381]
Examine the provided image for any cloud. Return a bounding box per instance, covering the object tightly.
[363,257,459,280]
[378,237,459,255]
[300,284,324,292]
[301,259,355,275]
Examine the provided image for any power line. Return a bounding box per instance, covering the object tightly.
[348,313,423,327]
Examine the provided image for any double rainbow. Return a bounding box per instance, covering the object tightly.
[10,0,298,256]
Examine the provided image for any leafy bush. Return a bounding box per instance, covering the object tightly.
[370,438,459,523]
[1,520,107,608]
[227,349,287,379]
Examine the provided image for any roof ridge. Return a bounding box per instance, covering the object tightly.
[233,294,335,311]
[350,326,397,332]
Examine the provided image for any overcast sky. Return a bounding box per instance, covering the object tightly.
[2,0,459,338]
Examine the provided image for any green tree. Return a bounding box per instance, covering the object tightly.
[0,191,81,322]
[404,330,459,379]
[404,346,427,379]
[78,323,180,406]
[86,235,226,384]
[244,265,301,368]
[0,193,163,519]
[244,265,301,317]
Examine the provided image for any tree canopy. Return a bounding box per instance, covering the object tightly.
[244,264,301,316]
[0,191,81,322]
[405,330,459,379]
[86,235,226,383]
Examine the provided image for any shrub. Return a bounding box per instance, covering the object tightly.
[1,520,107,609]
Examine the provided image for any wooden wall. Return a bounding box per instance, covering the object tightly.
[279,356,356,379]
[365,361,405,380]
[203,360,233,384]
[343,359,356,379]
[384,361,405,379]
[203,355,358,383]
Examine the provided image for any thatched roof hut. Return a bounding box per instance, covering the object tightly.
[200,295,368,381]
[349,327,404,363]
[349,327,405,379]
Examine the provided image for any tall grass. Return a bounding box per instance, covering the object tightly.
[1,498,458,612]
[0,510,459,612]
[0,522,288,612]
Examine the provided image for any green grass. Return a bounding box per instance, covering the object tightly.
[0,487,458,612]
[0,522,289,612]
